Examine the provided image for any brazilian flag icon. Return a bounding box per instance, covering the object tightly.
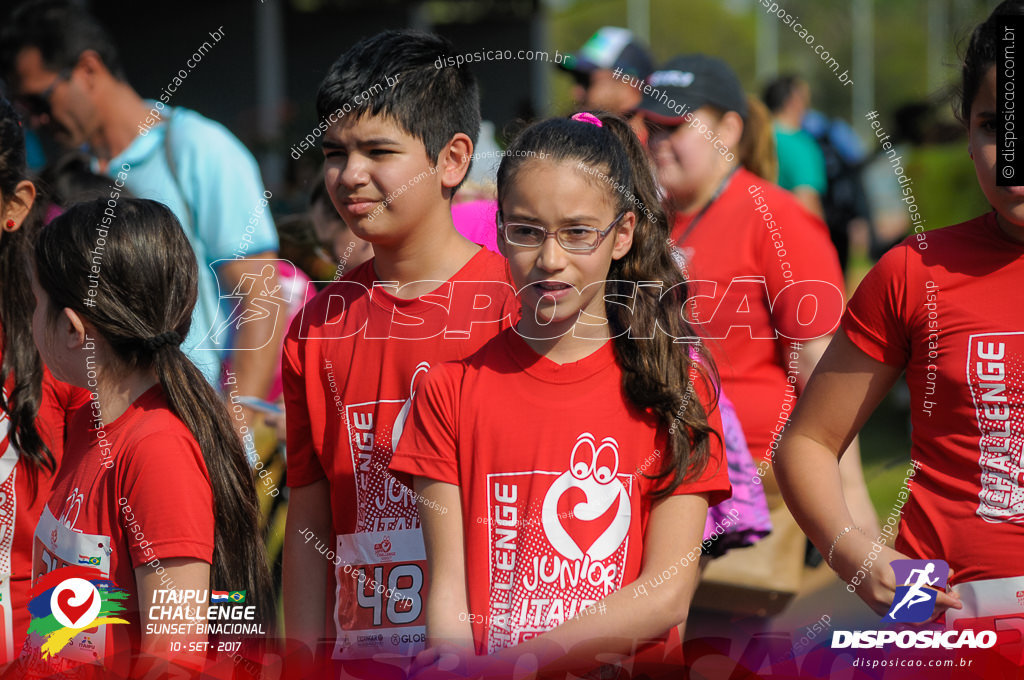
[228,591,246,603]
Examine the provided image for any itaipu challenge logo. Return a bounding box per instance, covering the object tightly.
[27,566,129,658]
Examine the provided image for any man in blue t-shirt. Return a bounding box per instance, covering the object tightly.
[762,75,828,219]
[2,1,282,412]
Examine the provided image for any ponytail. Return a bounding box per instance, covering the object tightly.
[738,95,778,183]
[599,115,719,497]
[497,113,720,497]
[33,198,274,633]
[151,340,275,636]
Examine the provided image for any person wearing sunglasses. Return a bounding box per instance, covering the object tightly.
[0,1,283,425]
[9,67,70,133]
[636,54,879,626]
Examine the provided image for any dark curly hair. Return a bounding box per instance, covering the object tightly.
[496,113,722,497]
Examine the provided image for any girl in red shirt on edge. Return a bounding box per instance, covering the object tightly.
[391,112,730,679]
[776,0,1024,661]
[22,198,272,678]
[0,96,90,667]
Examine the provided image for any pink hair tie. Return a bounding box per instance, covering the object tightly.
[571,112,603,127]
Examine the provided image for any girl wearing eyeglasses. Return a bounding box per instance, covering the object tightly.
[391,112,730,678]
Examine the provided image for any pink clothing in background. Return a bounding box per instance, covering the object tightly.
[452,199,500,253]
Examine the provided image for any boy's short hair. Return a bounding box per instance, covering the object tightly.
[316,30,480,168]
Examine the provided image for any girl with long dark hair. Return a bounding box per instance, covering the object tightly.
[24,197,272,675]
[392,112,730,677]
[0,95,89,665]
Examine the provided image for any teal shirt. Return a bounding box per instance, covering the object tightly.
[104,104,278,386]
[773,124,828,195]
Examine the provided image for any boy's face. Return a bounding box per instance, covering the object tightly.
[321,113,443,246]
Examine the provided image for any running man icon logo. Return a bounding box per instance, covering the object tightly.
[203,259,291,351]
[883,559,950,623]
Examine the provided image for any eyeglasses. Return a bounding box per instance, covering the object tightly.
[16,69,71,119]
[499,211,627,253]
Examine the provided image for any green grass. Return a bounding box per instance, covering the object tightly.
[858,384,915,521]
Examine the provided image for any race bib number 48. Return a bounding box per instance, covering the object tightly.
[332,530,427,659]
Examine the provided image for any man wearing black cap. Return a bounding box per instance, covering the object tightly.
[558,26,653,116]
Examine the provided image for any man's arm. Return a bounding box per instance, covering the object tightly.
[792,187,825,219]
[177,114,281,404]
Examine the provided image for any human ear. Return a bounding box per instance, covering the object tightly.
[1,180,37,230]
[438,133,474,191]
[611,211,637,261]
[719,111,744,150]
[60,307,89,350]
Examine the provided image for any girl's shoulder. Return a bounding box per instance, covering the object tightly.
[888,212,1020,274]
[416,329,529,407]
[115,386,202,459]
[728,168,830,236]
[114,396,209,494]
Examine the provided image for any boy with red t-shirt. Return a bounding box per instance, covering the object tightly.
[281,30,516,674]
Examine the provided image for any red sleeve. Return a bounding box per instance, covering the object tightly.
[390,363,462,485]
[120,432,214,566]
[39,370,91,455]
[283,311,326,487]
[763,199,846,340]
[50,378,91,412]
[669,370,731,506]
[841,243,910,366]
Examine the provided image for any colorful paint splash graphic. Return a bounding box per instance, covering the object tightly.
[26,566,130,658]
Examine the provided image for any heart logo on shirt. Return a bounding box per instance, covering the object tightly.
[51,578,101,629]
[542,433,631,562]
[554,485,624,558]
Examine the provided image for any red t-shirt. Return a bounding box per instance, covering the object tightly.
[673,167,844,466]
[24,384,214,674]
[390,328,730,666]
[283,248,516,661]
[0,367,89,662]
[842,212,1024,585]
